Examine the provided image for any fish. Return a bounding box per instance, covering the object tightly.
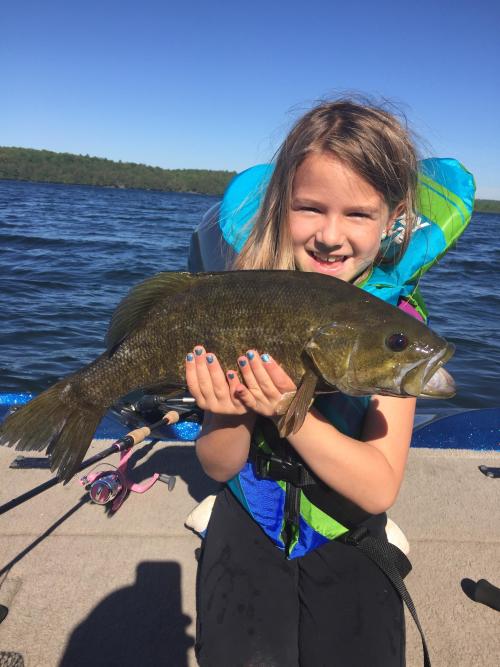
[0,270,455,482]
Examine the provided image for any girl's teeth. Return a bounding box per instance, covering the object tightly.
[314,253,341,263]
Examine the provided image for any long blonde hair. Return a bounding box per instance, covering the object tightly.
[233,99,419,274]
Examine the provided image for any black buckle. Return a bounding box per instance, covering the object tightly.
[255,454,303,485]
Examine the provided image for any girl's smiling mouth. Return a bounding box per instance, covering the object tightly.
[307,250,348,270]
[289,154,395,283]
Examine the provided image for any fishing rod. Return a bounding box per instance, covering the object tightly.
[0,396,202,515]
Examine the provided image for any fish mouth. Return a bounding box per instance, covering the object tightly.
[403,343,456,398]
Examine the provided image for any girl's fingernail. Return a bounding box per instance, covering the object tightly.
[261,353,270,363]
[207,354,214,364]
[246,351,255,360]
[238,359,247,367]
[194,347,203,356]
[186,353,194,362]
[228,372,235,379]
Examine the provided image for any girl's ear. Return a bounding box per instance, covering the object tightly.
[389,201,406,226]
[384,202,406,238]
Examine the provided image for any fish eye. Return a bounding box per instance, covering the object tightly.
[386,333,409,352]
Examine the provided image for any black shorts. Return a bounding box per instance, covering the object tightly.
[196,487,405,667]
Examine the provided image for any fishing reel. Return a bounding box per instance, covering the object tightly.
[80,443,176,512]
[78,393,198,512]
[81,467,125,507]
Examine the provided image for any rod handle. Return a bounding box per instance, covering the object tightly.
[164,410,179,424]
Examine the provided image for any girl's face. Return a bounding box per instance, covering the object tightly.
[289,153,399,283]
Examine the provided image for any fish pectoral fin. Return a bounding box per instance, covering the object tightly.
[276,368,318,438]
[105,272,202,354]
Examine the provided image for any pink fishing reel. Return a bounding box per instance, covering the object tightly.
[80,446,174,512]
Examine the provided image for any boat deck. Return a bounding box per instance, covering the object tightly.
[1,439,499,666]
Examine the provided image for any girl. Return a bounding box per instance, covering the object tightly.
[188,100,422,667]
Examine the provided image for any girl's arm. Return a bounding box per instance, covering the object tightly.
[233,351,415,514]
[285,395,415,514]
[186,346,415,510]
[195,411,256,482]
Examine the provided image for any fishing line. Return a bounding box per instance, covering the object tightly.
[0,497,89,578]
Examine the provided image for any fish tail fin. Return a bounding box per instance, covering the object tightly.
[0,380,106,483]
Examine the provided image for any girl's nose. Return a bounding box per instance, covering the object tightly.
[316,216,345,248]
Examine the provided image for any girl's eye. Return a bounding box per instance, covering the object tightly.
[386,333,409,352]
[348,212,370,218]
[300,206,320,213]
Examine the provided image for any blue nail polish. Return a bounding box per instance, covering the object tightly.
[207,354,214,364]
[195,347,203,356]
[246,351,255,360]
[228,372,235,379]
[261,354,270,363]
[239,359,247,367]
[186,353,194,362]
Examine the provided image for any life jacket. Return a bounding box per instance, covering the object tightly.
[210,157,475,559]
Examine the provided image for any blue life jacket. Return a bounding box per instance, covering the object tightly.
[216,158,475,558]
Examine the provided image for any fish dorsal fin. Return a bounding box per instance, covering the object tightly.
[105,271,200,353]
[277,367,318,437]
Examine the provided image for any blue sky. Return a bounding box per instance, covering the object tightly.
[2,0,499,197]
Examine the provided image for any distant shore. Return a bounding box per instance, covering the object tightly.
[1,146,499,210]
[0,147,236,196]
[473,199,500,213]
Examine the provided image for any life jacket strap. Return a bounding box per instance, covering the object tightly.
[340,527,431,667]
[283,481,301,557]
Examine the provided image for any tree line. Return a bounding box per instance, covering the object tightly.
[1,147,499,211]
[474,199,500,213]
[0,147,236,196]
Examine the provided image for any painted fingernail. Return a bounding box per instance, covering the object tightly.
[207,354,214,364]
[238,359,247,367]
[261,354,270,363]
[228,372,235,379]
[194,347,203,356]
[186,353,194,362]
[246,351,255,360]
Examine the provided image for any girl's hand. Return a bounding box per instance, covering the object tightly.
[233,350,297,418]
[185,347,297,419]
[185,346,248,415]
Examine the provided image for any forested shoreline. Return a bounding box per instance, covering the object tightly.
[474,199,500,213]
[0,147,236,196]
[1,146,498,210]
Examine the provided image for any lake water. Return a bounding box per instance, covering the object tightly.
[1,179,498,418]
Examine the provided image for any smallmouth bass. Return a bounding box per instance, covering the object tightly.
[0,271,455,482]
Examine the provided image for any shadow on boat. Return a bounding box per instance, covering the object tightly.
[125,442,221,503]
[58,561,194,667]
